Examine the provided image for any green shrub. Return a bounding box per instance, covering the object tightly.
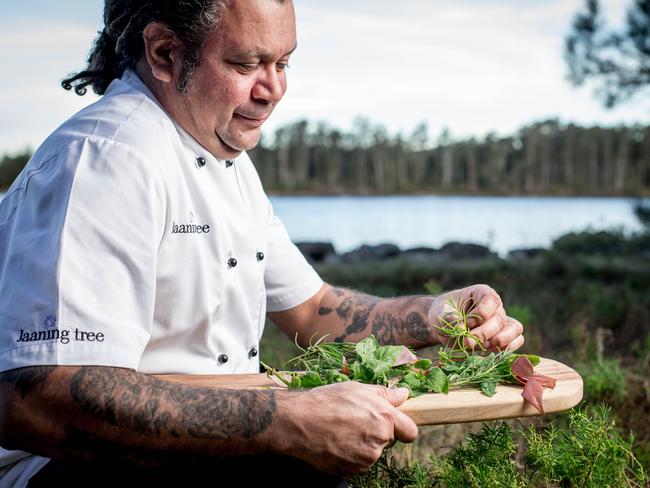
[552,230,628,256]
[524,405,646,487]
[349,451,443,488]
[348,406,646,488]
[442,423,523,488]
[578,358,627,404]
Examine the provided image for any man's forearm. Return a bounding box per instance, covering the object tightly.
[0,365,297,467]
[314,287,439,348]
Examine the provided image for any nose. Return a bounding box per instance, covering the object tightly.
[252,65,285,105]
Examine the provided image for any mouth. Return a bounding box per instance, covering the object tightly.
[233,112,269,127]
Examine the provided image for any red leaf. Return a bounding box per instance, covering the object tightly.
[532,373,556,388]
[522,378,545,414]
[510,356,557,413]
[511,356,534,382]
[392,346,418,366]
[341,356,351,376]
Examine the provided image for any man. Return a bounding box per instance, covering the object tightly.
[0,0,524,486]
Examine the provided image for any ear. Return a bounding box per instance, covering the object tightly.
[142,21,183,83]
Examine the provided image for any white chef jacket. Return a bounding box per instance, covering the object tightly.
[0,70,323,486]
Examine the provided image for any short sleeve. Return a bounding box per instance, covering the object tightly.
[263,197,323,312]
[0,138,165,372]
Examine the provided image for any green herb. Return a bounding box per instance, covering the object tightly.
[262,297,539,399]
[262,334,447,395]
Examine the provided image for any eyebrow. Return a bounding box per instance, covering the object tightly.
[236,43,298,59]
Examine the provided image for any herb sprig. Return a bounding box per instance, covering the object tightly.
[262,298,542,399]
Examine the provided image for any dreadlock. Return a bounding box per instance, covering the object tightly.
[62,0,226,96]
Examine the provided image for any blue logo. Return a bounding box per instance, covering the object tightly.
[43,315,57,328]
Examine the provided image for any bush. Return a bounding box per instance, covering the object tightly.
[524,406,646,487]
[551,230,629,256]
[578,358,627,404]
[349,406,647,488]
[442,423,522,488]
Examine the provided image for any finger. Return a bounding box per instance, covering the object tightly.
[499,334,525,352]
[466,307,507,348]
[380,386,410,407]
[466,290,503,328]
[483,317,524,350]
[392,409,419,443]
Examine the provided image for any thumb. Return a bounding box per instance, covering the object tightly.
[382,386,410,407]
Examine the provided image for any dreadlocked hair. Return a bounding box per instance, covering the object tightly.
[62,0,226,96]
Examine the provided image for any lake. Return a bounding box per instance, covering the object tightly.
[269,195,646,256]
[1,192,644,256]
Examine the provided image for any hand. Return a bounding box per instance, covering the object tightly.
[427,284,524,352]
[277,382,418,476]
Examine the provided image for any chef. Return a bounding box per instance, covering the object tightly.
[0,0,524,486]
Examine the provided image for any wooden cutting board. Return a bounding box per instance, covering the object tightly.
[154,357,583,426]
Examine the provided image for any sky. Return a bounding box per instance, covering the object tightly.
[1,0,648,154]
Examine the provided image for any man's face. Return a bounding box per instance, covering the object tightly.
[174,0,296,159]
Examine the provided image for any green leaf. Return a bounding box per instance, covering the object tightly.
[480,380,498,397]
[424,367,449,394]
[366,347,403,380]
[374,344,405,365]
[413,358,433,369]
[401,371,424,389]
[326,369,350,384]
[350,361,375,382]
[289,375,302,389]
[442,362,460,373]
[525,354,540,366]
[355,336,379,362]
[300,371,324,388]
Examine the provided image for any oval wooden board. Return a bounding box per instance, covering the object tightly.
[154,357,583,426]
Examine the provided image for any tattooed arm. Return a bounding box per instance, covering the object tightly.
[0,365,284,468]
[269,283,525,351]
[0,364,417,475]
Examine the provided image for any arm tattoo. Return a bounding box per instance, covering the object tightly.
[371,312,401,345]
[323,287,433,345]
[70,367,276,441]
[404,312,431,342]
[333,293,380,342]
[370,311,431,345]
[0,366,55,399]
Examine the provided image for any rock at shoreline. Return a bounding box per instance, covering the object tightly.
[295,242,337,264]
[295,241,507,264]
[341,244,401,263]
[401,247,446,264]
[438,242,496,260]
[507,248,547,259]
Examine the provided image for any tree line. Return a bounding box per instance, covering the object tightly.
[249,118,650,195]
[1,118,649,195]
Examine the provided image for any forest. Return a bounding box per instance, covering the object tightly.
[250,118,650,195]
[3,118,649,196]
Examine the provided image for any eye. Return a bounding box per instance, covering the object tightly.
[237,63,258,72]
[276,62,290,72]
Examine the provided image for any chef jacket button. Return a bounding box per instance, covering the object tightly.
[249,347,258,358]
[225,160,234,168]
[218,354,229,364]
[256,251,265,262]
[227,258,238,268]
[196,157,206,168]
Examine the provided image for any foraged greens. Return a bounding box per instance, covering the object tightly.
[263,334,538,398]
[262,298,555,411]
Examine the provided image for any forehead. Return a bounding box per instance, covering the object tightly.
[208,0,296,56]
